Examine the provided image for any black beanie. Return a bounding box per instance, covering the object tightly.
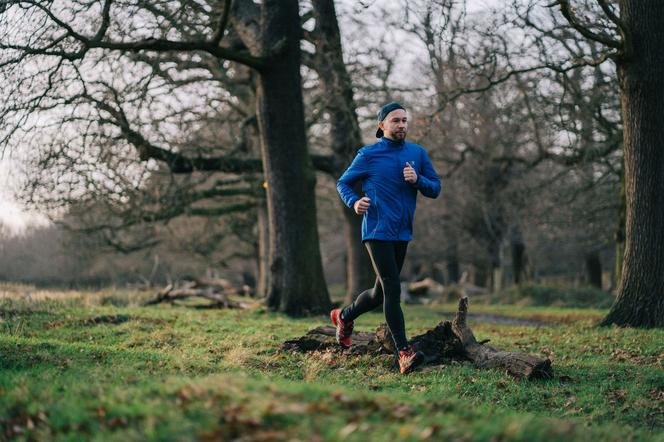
[375,102,405,138]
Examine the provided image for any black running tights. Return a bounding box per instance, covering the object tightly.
[341,240,409,350]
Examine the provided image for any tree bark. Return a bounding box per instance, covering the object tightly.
[602,0,664,327]
[446,240,460,284]
[585,251,603,289]
[310,0,374,304]
[614,165,626,289]
[255,196,269,298]
[257,0,330,315]
[511,225,526,285]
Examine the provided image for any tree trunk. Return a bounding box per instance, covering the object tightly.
[258,0,330,315]
[511,225,526,285]
[492,266,503,293]
[343,206,374,304]
[473,261,489,288]
[614,165,626,289]
[255,196,269,298]
[446,241,460,284]
[602,0,664,327]
[585,251,602,289]
[310,0,374,304]
[489,241,502,293]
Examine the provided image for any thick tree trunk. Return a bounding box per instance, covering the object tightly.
[585,251,602,289]
[602,0,664,327]
[310,0,374,304]
[614,166,626,289]
[258,0,330,315]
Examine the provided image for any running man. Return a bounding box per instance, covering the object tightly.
[331,102,441,374]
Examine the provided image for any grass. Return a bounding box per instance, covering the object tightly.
[0,285,662,441]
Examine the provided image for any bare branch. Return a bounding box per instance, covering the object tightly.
[0,0,268,70]
[552,0,623,50]
[92,0,113,42]
[434,53,614,116]
[71,85,338,177]
[93,39,267,70]
[595,0,625,31]
[211,0,233,45]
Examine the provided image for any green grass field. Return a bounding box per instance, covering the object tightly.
[0,285,662,441]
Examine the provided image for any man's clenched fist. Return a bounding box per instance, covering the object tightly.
[403,162,418,184]
[354,196,371,215]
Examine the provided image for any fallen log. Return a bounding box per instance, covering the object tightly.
[451,297,553,379]
[144,280,252,309]
[283,296,553,380]
[407,277,444,297]
[282,326,385,356]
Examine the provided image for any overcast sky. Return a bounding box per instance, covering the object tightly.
[0,156,48,232]
[1,158,32,232]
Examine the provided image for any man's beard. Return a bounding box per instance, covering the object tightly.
[393,131,406,140]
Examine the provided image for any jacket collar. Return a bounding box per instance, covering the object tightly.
[381,136,405,147]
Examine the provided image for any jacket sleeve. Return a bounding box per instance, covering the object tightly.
[336,150,370,209]
[414,149,441,198]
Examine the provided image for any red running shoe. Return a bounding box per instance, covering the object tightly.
[330,308,353,348]
[399,346,425,374]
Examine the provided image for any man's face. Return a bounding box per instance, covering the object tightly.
[379,109,408,141]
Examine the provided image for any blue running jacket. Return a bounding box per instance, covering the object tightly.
[337,137,441,241]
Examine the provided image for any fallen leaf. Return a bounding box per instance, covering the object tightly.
[391,404,414,419]
[419,425,441,440]
[339,423,358,439]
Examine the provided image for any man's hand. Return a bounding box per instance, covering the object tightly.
[353,197,371,215]
[403,162,418,184]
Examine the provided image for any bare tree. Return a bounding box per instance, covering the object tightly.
[304,0,374,303]
[399,0,622,293]
[532,0,664,327]
[0,0,331,314]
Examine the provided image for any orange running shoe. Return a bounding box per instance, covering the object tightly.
[330,308,354,348]
[398,346,425,374]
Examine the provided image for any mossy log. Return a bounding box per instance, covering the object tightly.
[282,296,553,380]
